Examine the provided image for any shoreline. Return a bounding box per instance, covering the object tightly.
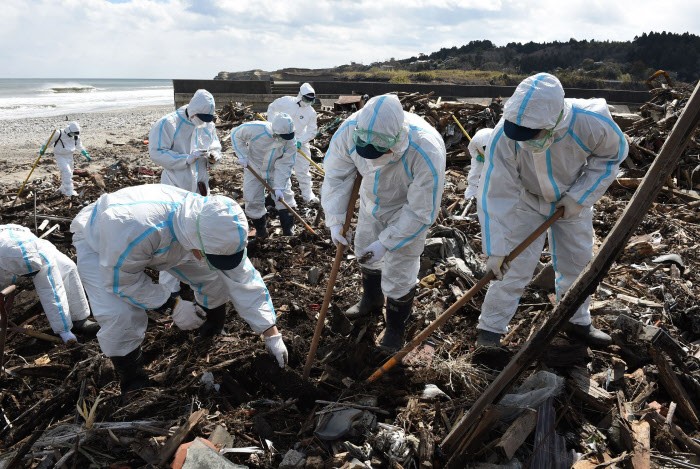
[0,105,176,186]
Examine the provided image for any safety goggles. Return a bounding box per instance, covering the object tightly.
[196,113,216,123]
[352,127,399,154]
[301,94,315,103]
[525,110,564,150]
[67,132,79,138]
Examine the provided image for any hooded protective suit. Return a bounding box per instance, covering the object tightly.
[0,224,90,337]
[46,121,87,196]
[322,94,446,298]
[476,73,628,334]
[149,89,222,194]
[230,117,297,220]
[70,184,276,357]
[267,83,319,202]
[464,128,493,199]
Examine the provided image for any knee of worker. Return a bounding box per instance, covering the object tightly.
[294,155,311,172]
[95,305,149,357]
[381,252,420,300]
[354,219,384,252]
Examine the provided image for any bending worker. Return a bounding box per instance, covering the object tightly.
[476,73,628,347]
[231,113,297,237]
[463,128,493,200]
[149,89,223,294]
[322,94,446,352]
[71,184,288,395]
[267,82,320,204]
[0,224,99,343]
[38,121,91,198]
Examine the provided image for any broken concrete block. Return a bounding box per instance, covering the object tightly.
[279,449,305,469]
[307,266,322,285]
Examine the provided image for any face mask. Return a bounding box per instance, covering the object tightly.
[191,116,207,128]
[367,152,394,169]
[271,136,286,148]
[522,132,555,153]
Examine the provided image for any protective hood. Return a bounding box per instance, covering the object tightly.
[65,121,80,134]
[187,89,216,116]
[271,113,295,138]
[503,73,565,132]
[173,194,248,257]
[356,94,409,156]
[299,82,315,98]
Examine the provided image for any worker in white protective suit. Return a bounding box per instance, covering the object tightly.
[476,73,628,348]
[230,113,297,237]
[149,89,223,294]
[71,184,288,395]
[38,121,91,197]
[322,94,446,352]
[463,128,493,200]
[0,224,99,343]
[267,82,320,204]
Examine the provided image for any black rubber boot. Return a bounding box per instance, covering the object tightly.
[251,215,268,239]
[111,347,150,395]
[379,288,416,353]
[198,304,227,337]
[476,329,503,347]
[345,269,384,320]
[564,322,612,347]
[278,209,294,236]
[72,318,100,336]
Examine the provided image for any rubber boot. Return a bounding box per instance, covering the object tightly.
[344,269,384,320]
[278,209,294,236]
[563,322,612,347]
[72,318,100,337]
[111,347,150,395]
[251,215,268,239]
[198,304,227,337]
[476,329,503,347]
[379,288,416,353]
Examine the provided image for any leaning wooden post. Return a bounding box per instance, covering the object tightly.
[442,80,700,464]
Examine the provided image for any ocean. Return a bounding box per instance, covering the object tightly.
[0,78,173,120]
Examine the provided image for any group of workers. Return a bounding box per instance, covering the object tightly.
[3,72,627,395]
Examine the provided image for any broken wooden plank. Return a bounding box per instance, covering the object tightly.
[495,407,537,461]
[157,409,207,466]
[630,420,651,469]
[650,349,700,429]
[568,368,615,413]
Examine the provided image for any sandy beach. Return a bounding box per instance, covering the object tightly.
[0,105,175,187]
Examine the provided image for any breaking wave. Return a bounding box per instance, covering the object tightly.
[47,83,97,93]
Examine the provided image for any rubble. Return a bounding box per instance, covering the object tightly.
[0,81,699,468]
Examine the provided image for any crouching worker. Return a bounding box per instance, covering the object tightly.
[0,224,99,343]
[322,94,446,352]
[71,184,288,395]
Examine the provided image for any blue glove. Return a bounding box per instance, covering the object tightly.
[296,140,302,149]
[38,145,46,156]
[81,149,92,162]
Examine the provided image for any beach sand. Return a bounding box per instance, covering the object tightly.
[0,105,176,187]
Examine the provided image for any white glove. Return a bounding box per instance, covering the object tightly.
[59,331,77,344]
[208,151,222,164]
[464,186,477,200]
[264,333,288,368]
[329,224,350,247]
[556,194,584,219]
[237,156,248,168]
[358,240,387,265]
[171,299,205,330]
[274,189,284,201]
[186,150,208,165]
[486,255,510,281]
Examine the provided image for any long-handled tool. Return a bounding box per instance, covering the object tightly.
[297,148,325,176]
[366,207,564,383]
[451,114,472,142]
[13,130,57,207]
[303,175,363,379]
[243,162,318,236]
[0,285,17,375]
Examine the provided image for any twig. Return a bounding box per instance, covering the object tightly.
[314,399,390,415]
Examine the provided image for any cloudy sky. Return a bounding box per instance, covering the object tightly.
[2,0,698,79]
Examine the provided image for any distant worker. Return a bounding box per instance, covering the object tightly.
[71,184,288,395]
[267,83,319,204]
[149,89,223,293]
[322,94,446,352]
[476,73,628,347]
[38,121,91,197]
[463,128,493,200]
[231,113,297,237]
[0,224,99,344]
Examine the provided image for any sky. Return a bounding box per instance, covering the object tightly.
[2,0,699,79]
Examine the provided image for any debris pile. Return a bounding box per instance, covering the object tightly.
[0,82,698,468]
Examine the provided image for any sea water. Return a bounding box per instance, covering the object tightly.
[0,78,173,120]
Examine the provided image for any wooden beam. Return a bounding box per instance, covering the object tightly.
[650,349,700,429]
[495,408,537,461]
[441,80,700,460]
[157,409,207,465]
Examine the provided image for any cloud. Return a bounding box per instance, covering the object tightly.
[1,0,698,78]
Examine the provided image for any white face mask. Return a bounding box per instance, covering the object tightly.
[522,133,555,153]
[367,152,394,169]
[191,115,207,128]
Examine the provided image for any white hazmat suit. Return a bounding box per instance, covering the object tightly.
[0,224,90,342]
[43,122,89,197]
[477,73,628,337]
[267,82,319,203]
[322,94,446,299]
[230,116,297,220]
[70,184,277,358]
[464,128,493,199]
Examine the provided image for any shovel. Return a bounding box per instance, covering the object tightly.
[13,129,57,206]
[303,175,362,379]
[366,207,564,383]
